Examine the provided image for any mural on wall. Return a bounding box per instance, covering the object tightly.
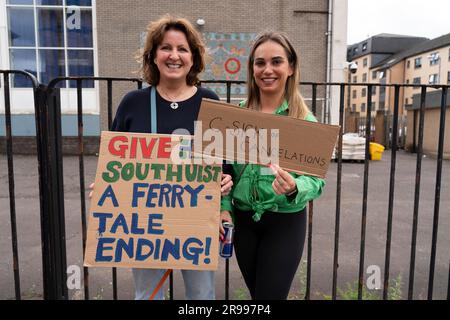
[202,32,257,96]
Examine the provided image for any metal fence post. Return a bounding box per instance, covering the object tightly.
[38,86,68,300]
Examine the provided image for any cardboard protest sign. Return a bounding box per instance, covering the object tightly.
[84,131,221,270]
[197,99,340,178]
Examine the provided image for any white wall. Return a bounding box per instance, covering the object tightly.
[329,0,349,125]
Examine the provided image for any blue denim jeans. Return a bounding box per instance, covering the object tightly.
[132,268,215,300]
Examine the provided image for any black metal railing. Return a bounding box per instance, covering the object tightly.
[1,72,449,300]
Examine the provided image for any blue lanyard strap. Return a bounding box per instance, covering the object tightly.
[150,86,157,133]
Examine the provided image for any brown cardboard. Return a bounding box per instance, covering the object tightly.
[197,98,340,178]
[84,131,221,270]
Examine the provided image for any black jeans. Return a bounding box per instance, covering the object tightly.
[233,208,307,300]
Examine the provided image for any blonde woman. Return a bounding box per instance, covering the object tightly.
[220,31,325,300]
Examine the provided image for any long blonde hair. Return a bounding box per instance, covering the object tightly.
[246,31,310,119]
[138,15,206,86]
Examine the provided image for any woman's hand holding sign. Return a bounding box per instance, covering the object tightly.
[221,173,233,196]
[270,164,297,196]
[88,182,95,198]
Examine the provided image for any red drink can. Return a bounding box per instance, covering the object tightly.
[220,222,234,258]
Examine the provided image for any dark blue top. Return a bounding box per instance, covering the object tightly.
[111,86,233,175]
[111,86,220,135]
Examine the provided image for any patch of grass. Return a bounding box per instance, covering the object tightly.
[288,259,308,300]
[92,287,105,300]
[233,287,250,300]
[21,284,43,300]
[322,274,403,300]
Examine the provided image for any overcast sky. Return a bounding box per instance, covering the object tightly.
[347,0,450,44]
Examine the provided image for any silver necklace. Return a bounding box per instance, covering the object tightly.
[159,87,184,110]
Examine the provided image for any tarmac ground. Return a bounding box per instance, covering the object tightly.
[1,150,449,300]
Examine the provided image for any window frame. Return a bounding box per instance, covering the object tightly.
[428,73,438,84]
[414,57,422,69]
[362,42,367,52]
[5,0,95,88]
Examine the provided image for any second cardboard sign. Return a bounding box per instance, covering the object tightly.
[197,98,340,179]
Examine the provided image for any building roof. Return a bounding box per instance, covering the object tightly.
[372,32,450,70]
[347,34,428,61]
[406,89,450,111]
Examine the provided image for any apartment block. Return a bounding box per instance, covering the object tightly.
[346,34,427,115]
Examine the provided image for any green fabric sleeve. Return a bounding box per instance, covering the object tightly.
[289,174,325,206]
[220,194,234,213]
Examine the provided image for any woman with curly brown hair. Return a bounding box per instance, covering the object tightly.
[110,15,232,300]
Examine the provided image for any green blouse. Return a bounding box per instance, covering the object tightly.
[220,100,325,222]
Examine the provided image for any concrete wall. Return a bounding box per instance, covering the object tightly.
[406,107,450,159]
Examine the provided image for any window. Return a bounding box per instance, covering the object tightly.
[362,42,367,51]
[448,71,450,84]
[407,60,410,68]
[363,58,367,67]
[429,52,440,66]
[353,76,357,83]
[414,57,422,68]
[361,103,366,113]
[379,101,385,110]
[352,104,356,112]
[413,77,421,89]
[405,98,409,105]
[6,0,94,88]
[352,90,357,99]
[428,74,438,84]
[372,71,377,79]
[361,88,366,97]
[379,70,386,79]
[406,79,410,84]
[371,102,377,110]
[362,73,367,82]
[353,47,359,55]
[371,86,376,95]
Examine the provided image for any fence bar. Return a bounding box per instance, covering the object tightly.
[304,84,317,300]
[225,81,232,300]
[408,86,427,299]
[3,73,21,300]
[358,85,373,299]
[76,79,90,300]
[107,80,113,129]
[332,84,345,300]
[45,87,68,299]
[383,85,400,299]
[169,272,174,300]
[447,261,450,300]
[427,87,448,300]
[33,83,52,300]
[105,79,119,300]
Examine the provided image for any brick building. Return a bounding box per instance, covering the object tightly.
[1,0,348,144]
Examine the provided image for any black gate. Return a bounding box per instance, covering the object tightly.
[1,70,449,300]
